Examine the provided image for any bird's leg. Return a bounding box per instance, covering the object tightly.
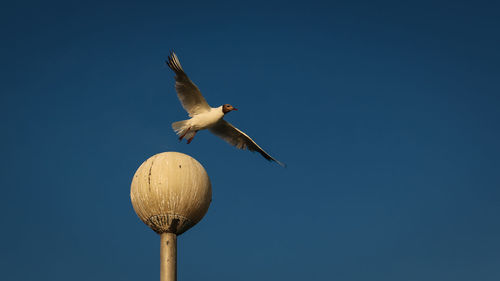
[179,127,191,141]
[187,131,197,144]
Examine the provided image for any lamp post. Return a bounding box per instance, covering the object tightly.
[131,152,212,281]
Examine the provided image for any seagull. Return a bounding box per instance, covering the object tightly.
[166,52,285,167]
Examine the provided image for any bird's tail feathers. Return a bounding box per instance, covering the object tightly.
[172,120,189,135]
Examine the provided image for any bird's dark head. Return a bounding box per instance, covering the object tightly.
[222,104,238,114]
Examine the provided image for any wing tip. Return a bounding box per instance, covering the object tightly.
[166,50,184,73]
[270,157,286,168]
[260,151,286,167]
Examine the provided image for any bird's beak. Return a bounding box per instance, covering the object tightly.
[232,108,238,111]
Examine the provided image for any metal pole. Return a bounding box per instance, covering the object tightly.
[160,232,177,281]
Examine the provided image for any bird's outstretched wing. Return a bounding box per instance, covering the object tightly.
[209,120,285,167]
[166,52,211,117]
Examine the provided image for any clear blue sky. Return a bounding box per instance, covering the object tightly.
[1,0,499,280]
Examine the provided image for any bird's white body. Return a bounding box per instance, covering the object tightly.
[188,106,224,130]
[172,106,224,140]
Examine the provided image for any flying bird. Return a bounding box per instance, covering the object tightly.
[166,52,285,167]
